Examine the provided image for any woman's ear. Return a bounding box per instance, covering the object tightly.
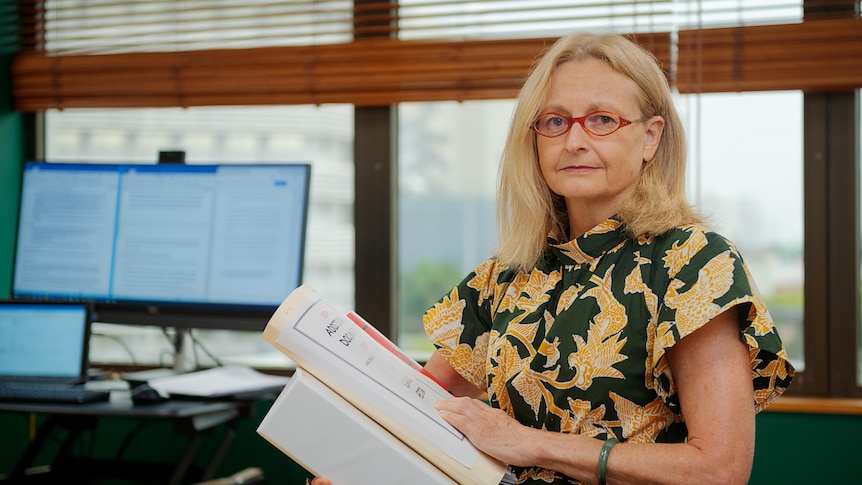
[642,116,664,162]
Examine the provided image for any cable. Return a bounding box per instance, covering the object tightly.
[188,329,225,367]
[90,331,138,366]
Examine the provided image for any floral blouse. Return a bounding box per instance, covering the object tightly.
[423,219,794,484]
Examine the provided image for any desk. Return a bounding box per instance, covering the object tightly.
[0,392,261,484]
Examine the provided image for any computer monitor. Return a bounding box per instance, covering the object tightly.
[11,161,311,331]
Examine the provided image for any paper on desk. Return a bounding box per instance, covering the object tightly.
[148,365,289,397]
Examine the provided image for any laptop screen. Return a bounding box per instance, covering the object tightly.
[0,301,92,381]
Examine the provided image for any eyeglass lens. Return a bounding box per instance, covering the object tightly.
[533,112,624,137]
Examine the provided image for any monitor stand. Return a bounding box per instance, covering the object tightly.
[172,327,189,373]
[120,327,191,384]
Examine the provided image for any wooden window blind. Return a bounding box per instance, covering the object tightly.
[9,1,862,111]
[677,16,862,93]
[18,0,679,55]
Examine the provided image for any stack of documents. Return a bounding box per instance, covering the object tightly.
[149,365,289,398]
[256,284,509,485]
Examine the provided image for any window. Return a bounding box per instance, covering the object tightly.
[15,0,862,395]
[396,92,806,375]
[44,105,354,369]
[680,91,805,371]
[397,100,511,357]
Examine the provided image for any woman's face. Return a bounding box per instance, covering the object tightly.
[536,58,663,220]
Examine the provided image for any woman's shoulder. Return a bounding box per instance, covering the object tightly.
[645,223,737,252]
[468,257,521,286]
[637,224,744,277]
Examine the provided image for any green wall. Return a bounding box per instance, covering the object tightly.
[750,410,862,484]
[0,0,21,297]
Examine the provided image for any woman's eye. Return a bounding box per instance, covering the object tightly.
[547,116,566,128]
[593,114,616,125]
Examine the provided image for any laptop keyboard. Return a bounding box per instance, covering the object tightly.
[0,383,110,404]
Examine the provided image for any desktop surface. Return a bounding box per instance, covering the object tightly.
[0,393,243,417]
[0,387,265,485]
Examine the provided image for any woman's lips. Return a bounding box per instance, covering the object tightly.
[561,165,598,173]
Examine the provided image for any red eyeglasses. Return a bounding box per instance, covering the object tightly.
[531,111,647,137]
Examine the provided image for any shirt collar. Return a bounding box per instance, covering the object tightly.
[548,218,628,265]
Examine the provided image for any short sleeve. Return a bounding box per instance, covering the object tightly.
[649,228,795,413]
[423,259,505,391]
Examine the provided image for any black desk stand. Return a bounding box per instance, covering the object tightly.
[0,393,258,484]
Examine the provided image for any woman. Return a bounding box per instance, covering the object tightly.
[316,32,793,485]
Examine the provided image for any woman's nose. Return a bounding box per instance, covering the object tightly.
[563,121,590,150]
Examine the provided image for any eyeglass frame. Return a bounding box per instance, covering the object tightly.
[530,111,649,138]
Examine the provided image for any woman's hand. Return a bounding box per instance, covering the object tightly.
[308,478,331,485]
[433,396,536,466]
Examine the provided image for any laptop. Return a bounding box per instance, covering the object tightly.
[0,300,102,401]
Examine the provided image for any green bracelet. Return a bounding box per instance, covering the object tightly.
[597,438,618,485]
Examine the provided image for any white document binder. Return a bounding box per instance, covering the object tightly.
[257,284,509,485]
[257,368,456,485]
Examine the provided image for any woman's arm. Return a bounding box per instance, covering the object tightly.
[433,308,756,485]
[423,349,486,399]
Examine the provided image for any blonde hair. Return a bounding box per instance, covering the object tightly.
[495,32,701,271]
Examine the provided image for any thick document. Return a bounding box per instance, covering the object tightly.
[257,284,510,485]
[258,368,456,484]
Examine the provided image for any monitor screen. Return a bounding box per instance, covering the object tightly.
[0,300,92,381]
[11,161,311,331]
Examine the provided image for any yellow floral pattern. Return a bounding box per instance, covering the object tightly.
[423,219,794,485]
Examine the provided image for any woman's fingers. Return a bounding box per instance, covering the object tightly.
[433,397,533,466]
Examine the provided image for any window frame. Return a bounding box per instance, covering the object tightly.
[10,0,862,399]
[371,89,862,398]
[819,92,861,398]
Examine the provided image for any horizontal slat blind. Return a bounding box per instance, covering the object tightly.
[674,0,802,26]
[19,0,676,55]
[677,17,862,93]
[9,1,862,110]
[10,34,672,110]
[394,0,677,40]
